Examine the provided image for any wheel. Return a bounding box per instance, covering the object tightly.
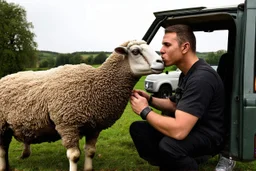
[156,84,172,98]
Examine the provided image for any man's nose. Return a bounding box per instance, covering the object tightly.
[160,47,165,55]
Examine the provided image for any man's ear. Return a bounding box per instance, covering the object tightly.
[181,42,190,54]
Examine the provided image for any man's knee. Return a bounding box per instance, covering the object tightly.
[130,121,139,134]
[158,136,184,159]
[130,121,140,138]
[130,121,148,137]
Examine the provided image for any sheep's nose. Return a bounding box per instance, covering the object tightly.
[151,59,165,71]
[155,59,164,66]
[156,59,164,64]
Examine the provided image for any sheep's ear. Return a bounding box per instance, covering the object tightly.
[114,46,128,55]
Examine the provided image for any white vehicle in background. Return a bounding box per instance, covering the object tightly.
[145,69,181,98]
[145,66,217,98]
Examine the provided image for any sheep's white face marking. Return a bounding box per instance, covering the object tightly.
[115,40,164,76]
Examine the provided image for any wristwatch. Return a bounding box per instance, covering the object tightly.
[140,106,152,120]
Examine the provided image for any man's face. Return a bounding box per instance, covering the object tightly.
[160,32,183,67]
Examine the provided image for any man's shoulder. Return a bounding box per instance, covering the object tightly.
[196,60,219,78]
[189,65,223,89]
[192,66,218,79]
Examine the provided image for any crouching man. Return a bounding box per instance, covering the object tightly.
[129,24,226,171]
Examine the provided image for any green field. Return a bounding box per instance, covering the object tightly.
[7,76,256,171]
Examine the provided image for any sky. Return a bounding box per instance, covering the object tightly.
[6,0,245,53]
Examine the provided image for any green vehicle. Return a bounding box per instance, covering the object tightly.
[142,0,256,162]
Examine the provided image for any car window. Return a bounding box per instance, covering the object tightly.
[150,28,228,54]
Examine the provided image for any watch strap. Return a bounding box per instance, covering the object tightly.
[140,106,152,120]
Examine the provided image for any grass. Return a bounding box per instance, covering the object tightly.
[8,76,256,171]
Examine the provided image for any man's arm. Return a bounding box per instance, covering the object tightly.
[150,96,176,113]
[146,109,198,140]
[130,91,198,140]
[132,89,176,113]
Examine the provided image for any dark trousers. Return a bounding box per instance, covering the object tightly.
[130,121,220,171]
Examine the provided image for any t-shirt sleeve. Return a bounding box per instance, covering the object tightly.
[176,78,214,118]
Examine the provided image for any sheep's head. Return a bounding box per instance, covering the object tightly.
[114,40,164,76]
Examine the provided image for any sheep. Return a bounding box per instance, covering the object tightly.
[0,40,164,171]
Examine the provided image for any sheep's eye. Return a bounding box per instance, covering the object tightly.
[131,49,140,55]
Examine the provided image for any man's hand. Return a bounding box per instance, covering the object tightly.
[132,89,150,101]
[130,90,149,115]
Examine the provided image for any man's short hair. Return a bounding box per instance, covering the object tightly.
[165,24,196,53]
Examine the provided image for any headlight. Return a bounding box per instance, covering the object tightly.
[145,81,153,90]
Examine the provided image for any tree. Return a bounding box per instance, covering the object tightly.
[55,54,71,66]
[69,54,82,64]
[84,55,94,65]
[39,59,49,68]
[39,56,55,68]
[93,52,107,64]
[0,0,37,77]
[205,50,227,65]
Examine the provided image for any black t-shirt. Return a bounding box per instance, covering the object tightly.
[174,59,225,145]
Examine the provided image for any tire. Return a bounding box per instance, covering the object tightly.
[156,84,172,98]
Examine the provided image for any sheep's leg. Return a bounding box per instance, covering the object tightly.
[84,132,100,171]
[0,129,12,171]
[0,145,6,171]
[20,143,31,159]
[67,146,80,171]
[56,125,81,171]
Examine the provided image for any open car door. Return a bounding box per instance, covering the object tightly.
[230,0,256,161]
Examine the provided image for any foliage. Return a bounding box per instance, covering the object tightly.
[84,55,94,64]
[55,53,84,66]
[165,65,177,72]
[69,53,82,64]
[93,52,108,64]
[48,51,109,67]
[55,53,71,66]
[205,50,227,65]
[35,50,228,71]
[197,52,209,59]
[0,0,37,77]
[38,51,58,68]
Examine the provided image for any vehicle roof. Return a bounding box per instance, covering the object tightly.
[153,4,243,17]
[152,3,244,31]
